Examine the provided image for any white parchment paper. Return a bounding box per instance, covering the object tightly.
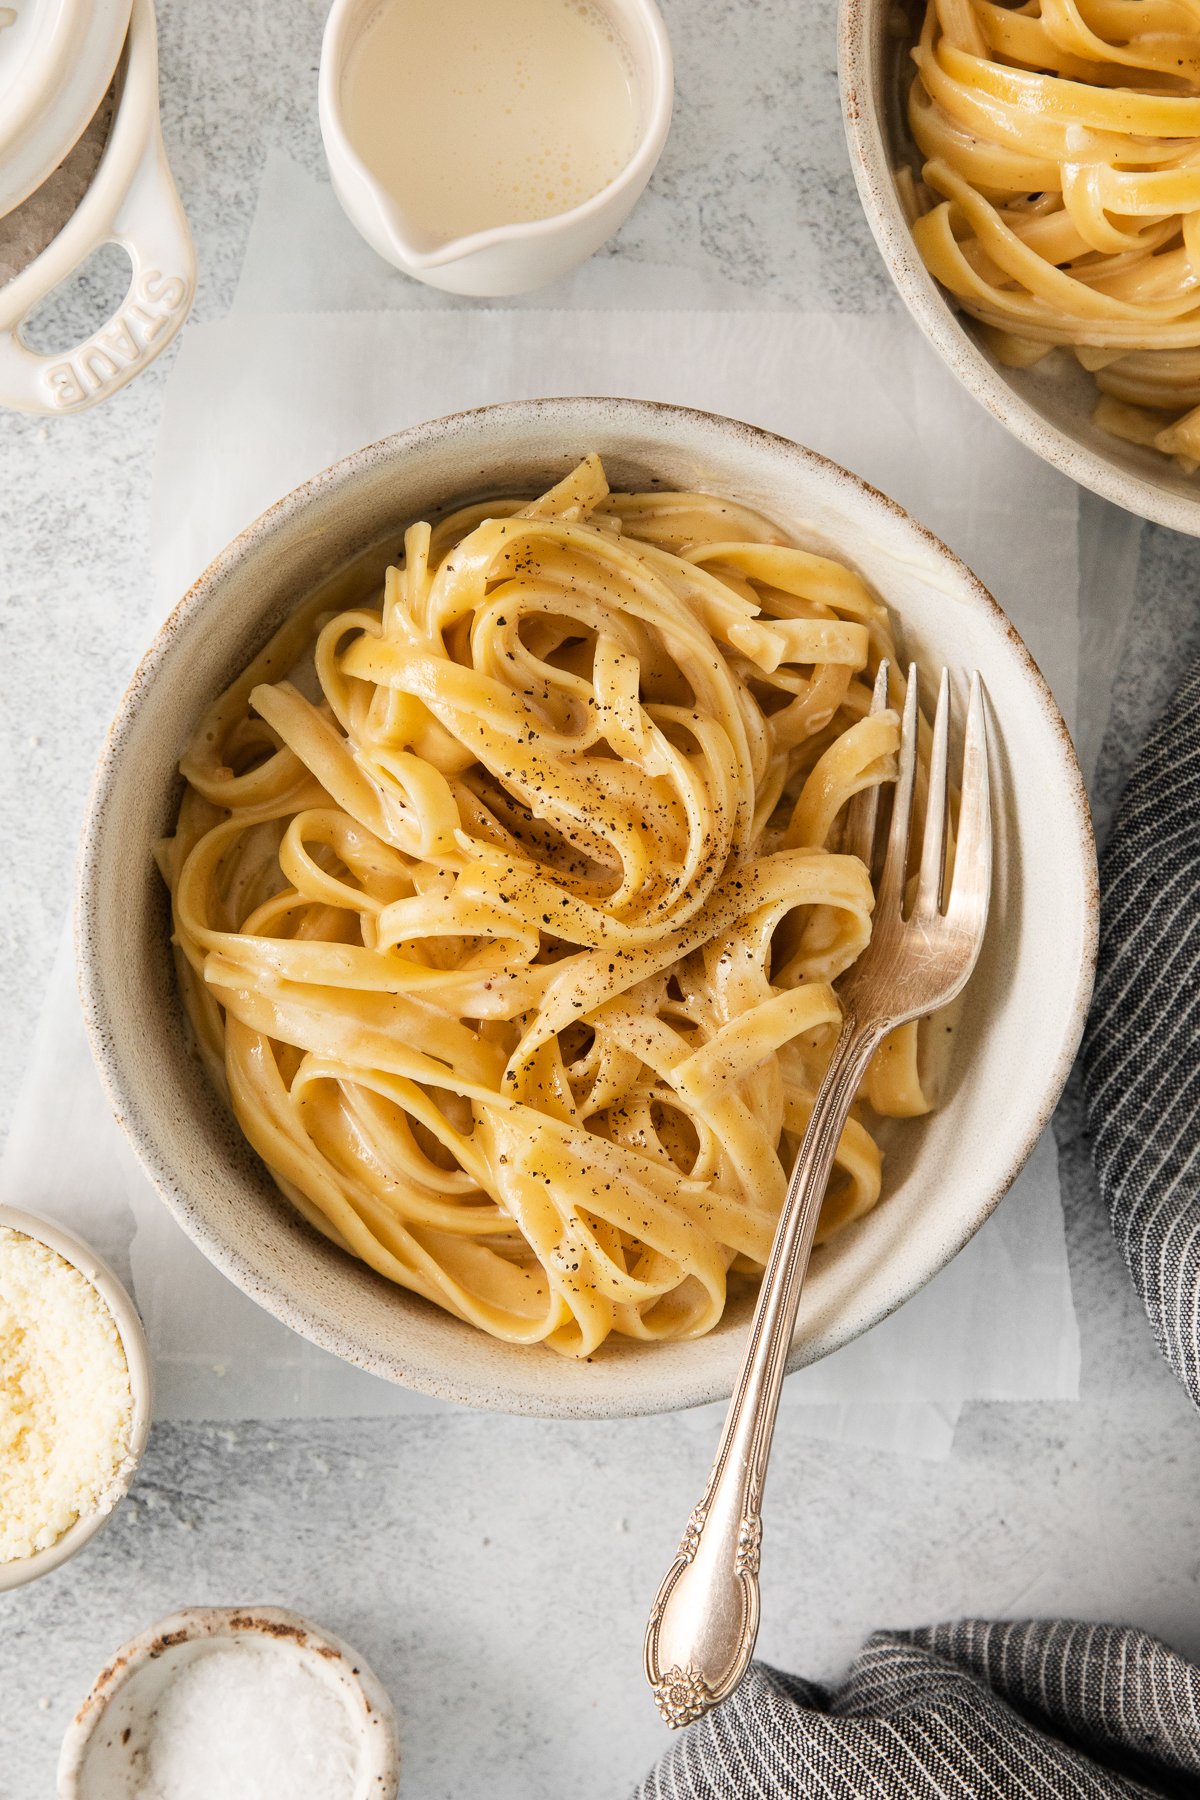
[149,308,1081,726]
[0,286,1091,1458]
[2,928,1073,1456]
[227,150,1141,790]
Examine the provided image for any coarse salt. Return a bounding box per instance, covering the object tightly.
[134,1642,362,1800]
[0,1225,134,1562]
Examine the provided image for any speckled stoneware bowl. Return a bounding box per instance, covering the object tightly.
[0,1205,151,1591]
[838,0,1200,537]
[58,1605,398,1800]
[77,397,1096,1418]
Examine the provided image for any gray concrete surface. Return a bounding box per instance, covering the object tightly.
[3,2,1200,1796]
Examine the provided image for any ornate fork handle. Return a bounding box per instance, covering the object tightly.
[644,1011,884,1728]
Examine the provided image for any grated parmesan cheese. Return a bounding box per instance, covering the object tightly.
[0,1225,135,1562]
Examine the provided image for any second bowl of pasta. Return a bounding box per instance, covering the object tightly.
[78,397,1095,1415]
[840,0,1200,536]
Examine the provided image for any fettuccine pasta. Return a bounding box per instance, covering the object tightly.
[157,456,934,1358]
[902,0,1200,470]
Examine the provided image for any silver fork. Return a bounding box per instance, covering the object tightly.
[643,661,992,1729]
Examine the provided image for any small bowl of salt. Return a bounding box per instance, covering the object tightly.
[58,1606,399,1800]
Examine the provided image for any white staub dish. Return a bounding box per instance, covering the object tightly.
[77,396,1097,1420]
[318,0,673,296]
[0,0,194,416]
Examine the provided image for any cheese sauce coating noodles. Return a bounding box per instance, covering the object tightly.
[158,456,932,1358]
[903,0,1200,470]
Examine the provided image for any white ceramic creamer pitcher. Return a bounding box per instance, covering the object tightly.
[318,0,673,297]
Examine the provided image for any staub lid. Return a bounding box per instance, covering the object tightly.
[0,0,132,218]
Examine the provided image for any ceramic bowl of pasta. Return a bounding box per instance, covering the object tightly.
[78,398,1095,1416]
[839,0,1200,535]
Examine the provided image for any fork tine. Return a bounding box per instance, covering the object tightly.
[946,672,992,931]
[877,664,920,912]
[842,659,891,871]
[915,669,951,918]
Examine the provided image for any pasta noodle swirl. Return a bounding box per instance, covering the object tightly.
[158,456,934,1357]
[902,0,1200,469]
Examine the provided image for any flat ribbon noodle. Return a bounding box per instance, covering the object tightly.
[904,0,1200,470]
[159,454,937,1358]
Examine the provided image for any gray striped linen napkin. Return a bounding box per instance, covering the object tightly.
[636,664,1200,1796]
[634,1623,1200,1799]
[1082,659,1200,1410]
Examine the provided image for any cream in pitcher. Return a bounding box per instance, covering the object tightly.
[319,0,673,294]
[342,0,639,241]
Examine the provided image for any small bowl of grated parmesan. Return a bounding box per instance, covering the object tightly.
[0,1205,151,1590]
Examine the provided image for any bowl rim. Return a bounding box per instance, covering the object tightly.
[75,395,1098,1417]
[0,1204,152,1591]
[836,0,1200,539]
[56,1604,399,1800]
